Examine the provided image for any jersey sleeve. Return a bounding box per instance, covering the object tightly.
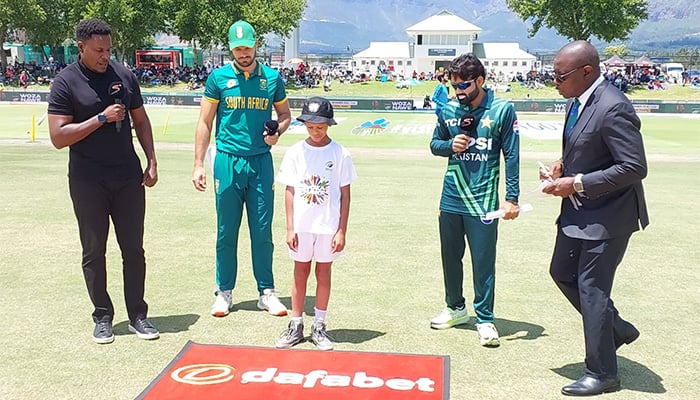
[339,147,358,187]
[500,104,520,202]
[203,72,220,103]
[47,75,73,116]
[430,112,453,157]
[276,146,298,187]
[273,74,287,104]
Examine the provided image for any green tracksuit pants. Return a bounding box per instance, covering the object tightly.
[438,211,498,323]
[213,150,275,295]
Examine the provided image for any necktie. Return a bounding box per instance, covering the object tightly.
[564,98,580,139]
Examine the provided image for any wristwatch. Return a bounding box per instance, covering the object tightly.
[97,113,107,124]
[573,173,585,193]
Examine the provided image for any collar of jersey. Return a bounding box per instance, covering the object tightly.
[230,61,261,78]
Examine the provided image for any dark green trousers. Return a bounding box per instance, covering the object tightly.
[213,150,275,295]
[438,211,498,323]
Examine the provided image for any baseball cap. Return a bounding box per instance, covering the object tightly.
[228,20,256,49]
[297,97,337,125]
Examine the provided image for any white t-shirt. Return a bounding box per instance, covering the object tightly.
[277,139,357,234]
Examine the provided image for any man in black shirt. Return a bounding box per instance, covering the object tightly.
[48,19,159,344]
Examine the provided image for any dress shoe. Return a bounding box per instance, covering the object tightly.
[561,375,620,396]
[614,321,640,350]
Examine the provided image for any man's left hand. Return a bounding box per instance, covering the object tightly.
[501,201,520,220]
[542,177,575,197]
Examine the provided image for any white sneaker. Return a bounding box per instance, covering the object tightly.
[476,322,500,347]
[257,289,288,316]
[210,290,233,317]
[430,307,470,329]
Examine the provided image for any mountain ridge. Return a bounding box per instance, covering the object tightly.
[292,0,700,54]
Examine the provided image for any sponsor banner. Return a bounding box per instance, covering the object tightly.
[137,341,449,400]
[3,89,698,113]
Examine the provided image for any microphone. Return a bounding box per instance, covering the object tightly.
[459,113,477,134]
[109,81,125,131]
[264,120,279,136]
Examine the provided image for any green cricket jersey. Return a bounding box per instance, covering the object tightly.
[203,62,287,156]
[430,88,520,217]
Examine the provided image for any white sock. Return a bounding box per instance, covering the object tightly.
[291,316,303,325]
[314,307,327,323]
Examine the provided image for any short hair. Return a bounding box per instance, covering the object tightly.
[76,19,111,41]
[448,54,486,81]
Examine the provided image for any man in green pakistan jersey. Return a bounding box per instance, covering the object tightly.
[429,53,520,347]
[193,20,291,318]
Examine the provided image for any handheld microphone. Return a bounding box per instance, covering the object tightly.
[264,120,279,136]
[459,113,477,134]
[109,81,125,131]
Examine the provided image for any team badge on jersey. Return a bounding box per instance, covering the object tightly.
[513,120,520,135]
[226,79,237,88]
[260,79,267,90]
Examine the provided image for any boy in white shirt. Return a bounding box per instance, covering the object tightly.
[275,97,357,350]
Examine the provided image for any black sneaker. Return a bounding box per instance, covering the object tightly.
[93,321,114,344]
[128,318,160,340]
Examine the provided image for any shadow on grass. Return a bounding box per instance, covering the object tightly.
[551,357,665,394]
[454,317,547,342]
[329,328,386,344]
[113,314,200,335]
[232,296,328,316]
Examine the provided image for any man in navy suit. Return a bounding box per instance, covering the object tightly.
[541,40,649,396]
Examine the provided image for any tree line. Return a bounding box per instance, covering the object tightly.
[0,0,306,72]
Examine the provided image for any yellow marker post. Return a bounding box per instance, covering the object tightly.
[162,113,170,135]
[31,114,36,142]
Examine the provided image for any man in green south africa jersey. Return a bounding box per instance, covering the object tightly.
[192,20,291,319]
[429,53,520,347]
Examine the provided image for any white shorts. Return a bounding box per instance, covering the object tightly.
[289,232,342,263]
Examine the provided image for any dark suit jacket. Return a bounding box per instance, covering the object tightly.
[560,80,649,240]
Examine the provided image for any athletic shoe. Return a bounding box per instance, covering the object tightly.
[211,289,233,317]
[276,320,305,349]
[430,307,470,329]
[476,322,500,347]
[128,318,160,340]
[257,289,288,316]
[93,321,114,344]
[311,321,334,351]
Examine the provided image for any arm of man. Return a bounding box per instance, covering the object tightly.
[579,102,647,199]
[48,104,124,149]
[500,106,520,220]
[273,99,292,135]
[430,115,462,156]
[131,106,157,187]
[192,100,217,192]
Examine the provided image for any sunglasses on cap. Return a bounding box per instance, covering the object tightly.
[451,79,476,90]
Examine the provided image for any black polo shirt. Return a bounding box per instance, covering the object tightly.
[48,60,144,181]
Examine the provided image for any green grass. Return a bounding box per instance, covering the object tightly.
[0,105,699,399]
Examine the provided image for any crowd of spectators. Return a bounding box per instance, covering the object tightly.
[3,57,699,92]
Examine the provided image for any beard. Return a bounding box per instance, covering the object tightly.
[234,56,255,68]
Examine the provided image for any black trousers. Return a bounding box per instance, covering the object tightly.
[549,227,631,379]
[69,178,148,324]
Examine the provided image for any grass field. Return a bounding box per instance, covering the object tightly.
[0,104,699,399]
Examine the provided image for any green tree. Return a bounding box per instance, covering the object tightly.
[604,44,629,58]
[0,0,43,72]
[76,0,166,62]
[21,0,75,62]
[505,0,648,42]
[163,0,306,56]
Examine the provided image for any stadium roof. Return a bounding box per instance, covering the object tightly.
[472,43,536,60]
[353,42,410,59]
[405,10,482,33]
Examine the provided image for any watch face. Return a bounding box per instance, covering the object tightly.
[98,114,107,123]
